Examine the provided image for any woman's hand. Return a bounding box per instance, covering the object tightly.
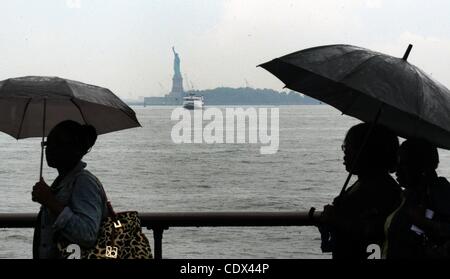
[32,179,64,215]
[32,179,53,205]
[320,204,337,226]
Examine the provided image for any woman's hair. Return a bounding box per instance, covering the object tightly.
[50,120,97,156]
[345,123,399,173]
[400,138,439,172]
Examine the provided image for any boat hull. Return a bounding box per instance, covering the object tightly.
[182,98,204,110]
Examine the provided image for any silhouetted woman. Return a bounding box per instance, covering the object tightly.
[383,139,450,259]
[318,123,402,259]
[31,120,108,259]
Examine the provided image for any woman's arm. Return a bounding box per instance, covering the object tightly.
[52,174,104,248]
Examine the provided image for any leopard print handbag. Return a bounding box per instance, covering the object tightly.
[82,210,153,259]
[58,207,153,259]
[57,171,153,259]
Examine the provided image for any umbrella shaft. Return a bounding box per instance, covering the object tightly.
[39,99,47,180]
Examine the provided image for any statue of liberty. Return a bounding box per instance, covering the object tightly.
[172,47,182,78]
[170,47,184,95]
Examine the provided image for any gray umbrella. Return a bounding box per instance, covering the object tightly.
[0,76,141,178]
[260,44,450,150]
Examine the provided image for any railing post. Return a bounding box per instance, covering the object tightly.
[151,227,168,259]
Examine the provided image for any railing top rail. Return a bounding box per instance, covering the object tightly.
[0,211,321,228]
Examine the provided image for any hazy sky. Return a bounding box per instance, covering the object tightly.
[1,0,449,99]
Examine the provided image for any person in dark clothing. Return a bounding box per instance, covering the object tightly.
[383,139,450,259]
[318,123,402,259]
[32,120,108,259]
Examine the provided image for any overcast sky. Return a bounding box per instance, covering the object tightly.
[0,0,449,99]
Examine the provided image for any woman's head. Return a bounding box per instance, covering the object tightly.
[45,120,97,170]
[342,123,399,174]
[396,138,439,189]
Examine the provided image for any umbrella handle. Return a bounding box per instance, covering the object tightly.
[39,98,47,180]
[338,104,383,196]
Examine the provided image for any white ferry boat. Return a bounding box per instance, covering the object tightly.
[182,94,204,110]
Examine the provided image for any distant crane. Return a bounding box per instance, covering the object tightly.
[184,73,197,92]
[158,82,167,95]
[244,79,251,88]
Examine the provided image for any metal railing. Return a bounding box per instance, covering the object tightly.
[0,210,320,259]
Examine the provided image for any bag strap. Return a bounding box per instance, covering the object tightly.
[106,201,117,218]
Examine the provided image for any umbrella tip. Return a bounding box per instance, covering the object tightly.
[402,44,413,61]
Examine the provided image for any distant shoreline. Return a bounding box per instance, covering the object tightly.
[127,103,324,106]
[136,87,322,106]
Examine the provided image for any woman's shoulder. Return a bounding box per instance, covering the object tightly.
[360,173,400,191]
[73,170,103,192]
[358,174,402,205]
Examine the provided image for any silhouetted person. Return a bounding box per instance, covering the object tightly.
[31,120,108,259]
[383,139,450,259]
[318,123,402,259]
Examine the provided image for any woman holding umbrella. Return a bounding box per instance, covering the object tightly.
[31,120,108,259]
[0,76,141,258]
[261,43,450,259]
[318,123,402,259]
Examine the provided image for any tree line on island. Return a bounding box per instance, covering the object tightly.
[187,87,321,105]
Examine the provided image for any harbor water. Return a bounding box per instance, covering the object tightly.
[2,105,450,259]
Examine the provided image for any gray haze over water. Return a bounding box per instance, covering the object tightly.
[2,105,450,259]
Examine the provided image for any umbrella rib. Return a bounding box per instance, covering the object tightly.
[337,54,382,83]
[70,98,88,125]
[411,65,424,109]
[337,55,383,116]
[73,99,141,129]
[312,48,364,65]
[118,107,141,127]
[16,98,32,139]
[409,65,426,138]
[281,47,364,66]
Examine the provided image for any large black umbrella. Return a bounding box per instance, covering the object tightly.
[260,44,450,193]
[0,76,141,178]
[260,44,450,149]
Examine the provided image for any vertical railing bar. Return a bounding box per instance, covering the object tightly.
[151,227,167,259]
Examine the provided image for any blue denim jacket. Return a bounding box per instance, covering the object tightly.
[33,161,108,259]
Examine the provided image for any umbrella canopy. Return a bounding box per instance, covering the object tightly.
[260,44,450,149]
[0,76,141,178]
[0,76,140,139]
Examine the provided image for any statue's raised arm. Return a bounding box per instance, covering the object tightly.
[172,47,181,77]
